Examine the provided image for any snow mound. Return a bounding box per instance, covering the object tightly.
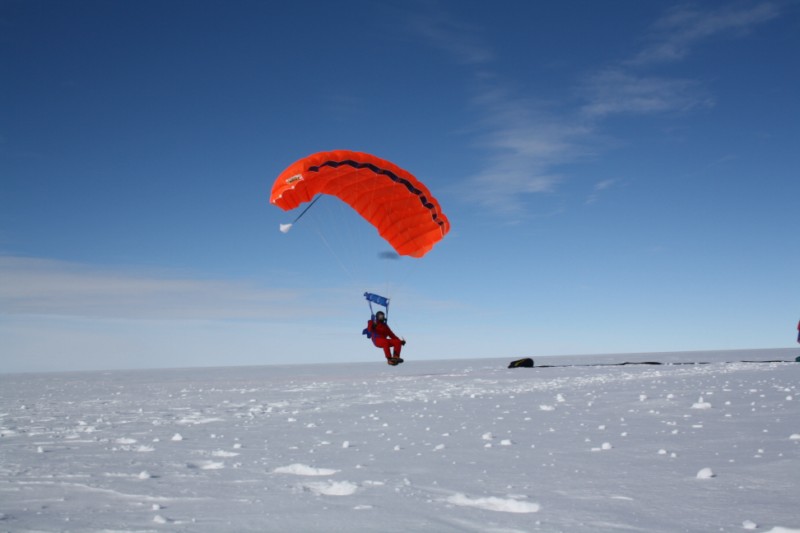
[446,493,540,513]
[274,463,339,476]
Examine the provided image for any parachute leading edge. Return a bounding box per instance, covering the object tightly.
[271,150,450,258]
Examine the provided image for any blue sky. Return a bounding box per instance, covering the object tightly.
[2,0,799,373]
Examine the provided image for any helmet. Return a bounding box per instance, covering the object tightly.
[375,311,386,322]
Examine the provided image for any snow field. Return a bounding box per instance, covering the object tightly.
[0,349,798,532]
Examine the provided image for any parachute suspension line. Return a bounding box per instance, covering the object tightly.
[313,223,356,281]
[279,194,323,233]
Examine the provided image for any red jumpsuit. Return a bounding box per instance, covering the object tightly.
[368,319,403,360]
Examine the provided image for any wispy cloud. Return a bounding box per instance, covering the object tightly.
[462,90,590,214]
[409,2,781,217]
[586,178,620,204]
[405,7,587,214]
[629,2,780,65]
[405,3,493,65]
[594,179,617,192]
[0,255,323,321]
[580,69,713,118]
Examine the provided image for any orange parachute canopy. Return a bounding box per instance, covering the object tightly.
[271,150,450,258]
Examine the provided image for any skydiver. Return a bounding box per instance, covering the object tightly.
[367,311,406,365]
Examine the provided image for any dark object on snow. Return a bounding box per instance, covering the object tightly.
[532,359,795,369]
[535,361,663,368]
[796,355,800,362]
[508,358,534,368]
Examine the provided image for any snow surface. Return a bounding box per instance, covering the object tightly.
[1,348,799,532]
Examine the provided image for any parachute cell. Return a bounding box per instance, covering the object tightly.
[271,150,449,258]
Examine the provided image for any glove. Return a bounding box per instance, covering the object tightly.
[401,340,406,346]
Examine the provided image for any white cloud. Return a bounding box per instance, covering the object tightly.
[406,3,493,65]
[594,179,617,192]
[586,178,620,204]
[461,94,591,214]
[630,2,780,65]
[409,2,779,217]
[580,68,714,118]
[0,255,322,321]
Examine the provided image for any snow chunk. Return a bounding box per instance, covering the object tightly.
[212,450,240,457]
[187,460,225,470]
[691,397,712,409]
[177,416,224,425]
[171,433,184,441]
[303,480,358,496]
[742,520,758,530]
[274,463,339,476]
[789,434,800,440]
[447,493,540,513]
[696,467,715,479]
